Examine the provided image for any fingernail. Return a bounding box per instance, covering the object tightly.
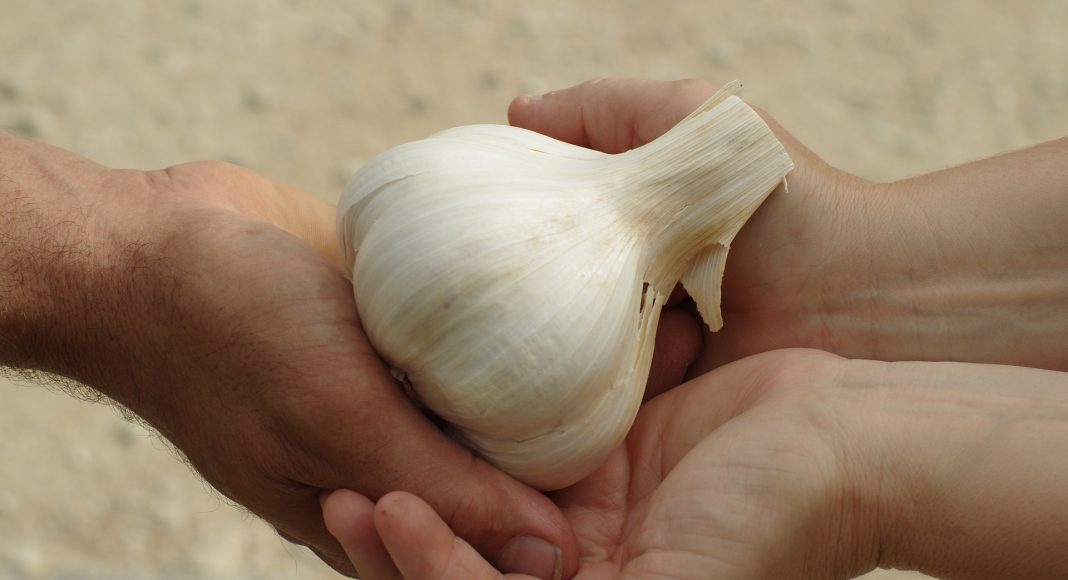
[519,93,542,105]
[494,535,562,580]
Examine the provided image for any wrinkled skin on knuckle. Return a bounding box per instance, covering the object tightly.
[670,78,715,99]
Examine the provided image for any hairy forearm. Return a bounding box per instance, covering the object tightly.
[1,133,104,367]
[842,359,1068,578]
[0,133,164,401]
[0,133,341,420]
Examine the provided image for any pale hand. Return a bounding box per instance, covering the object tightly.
[508,78,1068,380]
[324,347,1068,579]
[322,349,874,580]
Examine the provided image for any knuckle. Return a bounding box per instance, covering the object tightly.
[574,77,607,99]
[761,348,845,394]
[671,77,715,97]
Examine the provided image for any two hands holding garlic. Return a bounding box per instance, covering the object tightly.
[320,80,1068,579]
[3,79,1067,579]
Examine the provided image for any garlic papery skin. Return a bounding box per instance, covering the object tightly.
[338,83,793,490]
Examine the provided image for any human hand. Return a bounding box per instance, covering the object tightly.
[324,348,1068,579]
[320,349,878,579]
[509,79,1068,377]
[0,134,577,578]
[507,78,870,385]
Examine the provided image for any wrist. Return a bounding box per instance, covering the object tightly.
[832,358,968,575]
[0,135,162,398]
[727,142,898,351]
[792,356,888,579]
[789,166,1067,368]
[838,359,1068,578]
[855,139,1068,368]
[724,130,1068,369]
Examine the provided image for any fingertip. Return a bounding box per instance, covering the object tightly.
[321,488,373,542]
[374,490,413,515]
[376,491,560,580]
[373,490,431,536]
[507,93,540,126]
[507,95,528,126]
[373,491,463,578]
[362,421,579,576]
[494,535,563,580]
[322,489,401,580]
[507,88,589,147]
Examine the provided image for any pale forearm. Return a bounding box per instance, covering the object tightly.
[827,138,1068,369]
[843,359,1068,578]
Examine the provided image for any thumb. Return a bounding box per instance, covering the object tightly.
[508,78,717,154]
[385,434,574,580]
[269,404,577,579]
[318,381,579,580]
[249,367,578,579]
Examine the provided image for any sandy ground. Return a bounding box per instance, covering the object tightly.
[2,1,1065,578]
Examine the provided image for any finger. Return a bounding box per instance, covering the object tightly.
[382,434,571,580]
[376,491,542,580]
[646,307,703,402]
[157,161,343,270]
[254,430,570,579]
[508,78,717,153]
[509,90,590,148]
[290,357,577,579]
[262,494,356,577]
[322,489,401,580]
[268,179,343,271]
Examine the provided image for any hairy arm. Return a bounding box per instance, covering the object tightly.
[0,133,123,372]
[0,131,577,578]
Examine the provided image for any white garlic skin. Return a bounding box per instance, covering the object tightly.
[339,89,793,490]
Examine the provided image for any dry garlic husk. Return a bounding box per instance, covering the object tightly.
[338,82,793,490]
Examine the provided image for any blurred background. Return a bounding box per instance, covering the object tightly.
[1,1,1065,578]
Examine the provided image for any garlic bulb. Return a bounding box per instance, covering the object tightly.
[337,82,793,490]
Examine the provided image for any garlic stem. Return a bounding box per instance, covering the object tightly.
[611,90,793,295]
